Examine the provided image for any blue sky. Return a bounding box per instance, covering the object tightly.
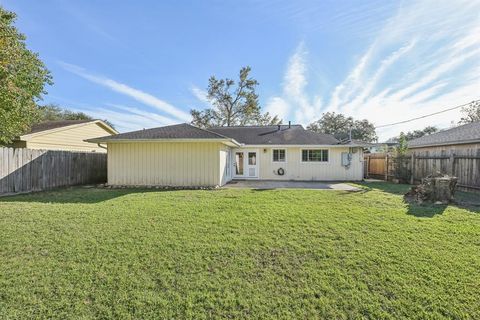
[3,0,479,140]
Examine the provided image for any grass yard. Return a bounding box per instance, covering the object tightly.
[0,182,479,319]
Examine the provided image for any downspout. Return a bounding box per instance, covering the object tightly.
[97,143,107,150]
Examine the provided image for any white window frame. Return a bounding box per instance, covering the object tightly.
[301,149,330,163]
[272,149,287,163]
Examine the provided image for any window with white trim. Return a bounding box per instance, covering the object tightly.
[272,149,286,162]
[302,149,329,162]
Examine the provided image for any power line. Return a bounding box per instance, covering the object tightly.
[375,99,479,129]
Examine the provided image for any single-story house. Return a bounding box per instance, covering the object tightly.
[88,123,365,187]
[408,121,480,153]
[12,120,118,152]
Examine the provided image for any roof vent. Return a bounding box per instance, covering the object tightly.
[277,125,281,131]
[288,121,291,128]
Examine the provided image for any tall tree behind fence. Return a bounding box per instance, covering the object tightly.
[365,149,480,191]
[0,147,107,194]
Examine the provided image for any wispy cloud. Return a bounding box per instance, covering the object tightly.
[265,42,322,123]
[106,104,177,125]
[190,85,211,106]
[268,0,480,140]
[80,107,167,132]
[47,95,177,132]
[264,97,290,121]
[59,62,191,122]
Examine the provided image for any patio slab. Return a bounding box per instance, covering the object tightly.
[224,180,360,191]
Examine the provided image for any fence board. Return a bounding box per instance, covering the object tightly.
[0,147,107,194]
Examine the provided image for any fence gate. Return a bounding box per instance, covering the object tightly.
[364,154,388,180]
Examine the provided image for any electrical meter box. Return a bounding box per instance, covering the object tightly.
[341,152,352,166]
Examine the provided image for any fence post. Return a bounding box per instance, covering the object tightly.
[365,156,369,179]
[448,153,455,176]
[384,155,388,181]
[410,152,415,185]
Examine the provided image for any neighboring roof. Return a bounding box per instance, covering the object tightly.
[340,139,377,147]
[408,121,480,148]
[372,142,399,146]
[27,120,92,134]
[19,119,118,140]
[87,123,240,145]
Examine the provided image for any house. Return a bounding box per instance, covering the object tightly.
[87,123,365,187]
[408,121,480,153]
[12,120,118,153]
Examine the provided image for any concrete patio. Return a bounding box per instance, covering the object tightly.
[224,180,360,191]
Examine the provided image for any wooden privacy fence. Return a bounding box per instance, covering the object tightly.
[365,150,480,191]
[364,154,388,180]
[0,147,107,194]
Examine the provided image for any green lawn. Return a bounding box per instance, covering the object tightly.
[0,183,479,319]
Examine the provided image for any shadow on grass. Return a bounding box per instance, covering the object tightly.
[356,181,480,216]
[0,187,180,204]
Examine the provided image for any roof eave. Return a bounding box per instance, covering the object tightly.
[84,138,242,146]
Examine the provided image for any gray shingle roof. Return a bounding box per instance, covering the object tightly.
[88,123,342,145]
[408,121,480,148]
[88,123,231,142]
[209,125,339,145]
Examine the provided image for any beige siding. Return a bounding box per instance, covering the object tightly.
[107,142,224,187]
[254,146,363,181]
[24,122,112,152]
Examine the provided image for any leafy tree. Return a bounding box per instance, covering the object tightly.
[387,126,438,142]
[307,112,378,142]
[37,104,93,122]
[190,66,281,128]
[36,104,116,129]
[0,7,52,144]
[396,132,408,156]
[459,100,480,124]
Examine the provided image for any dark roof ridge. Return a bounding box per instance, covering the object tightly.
[185,123,233,140]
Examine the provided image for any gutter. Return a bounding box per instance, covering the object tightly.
[238,144,366,148]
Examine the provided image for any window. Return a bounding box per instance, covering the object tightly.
[248,152,256,165]
[272,149,286,162]
[235,152,244,175]
[302,149,329,162]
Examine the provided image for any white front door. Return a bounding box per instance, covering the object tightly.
[234,150,258,178]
